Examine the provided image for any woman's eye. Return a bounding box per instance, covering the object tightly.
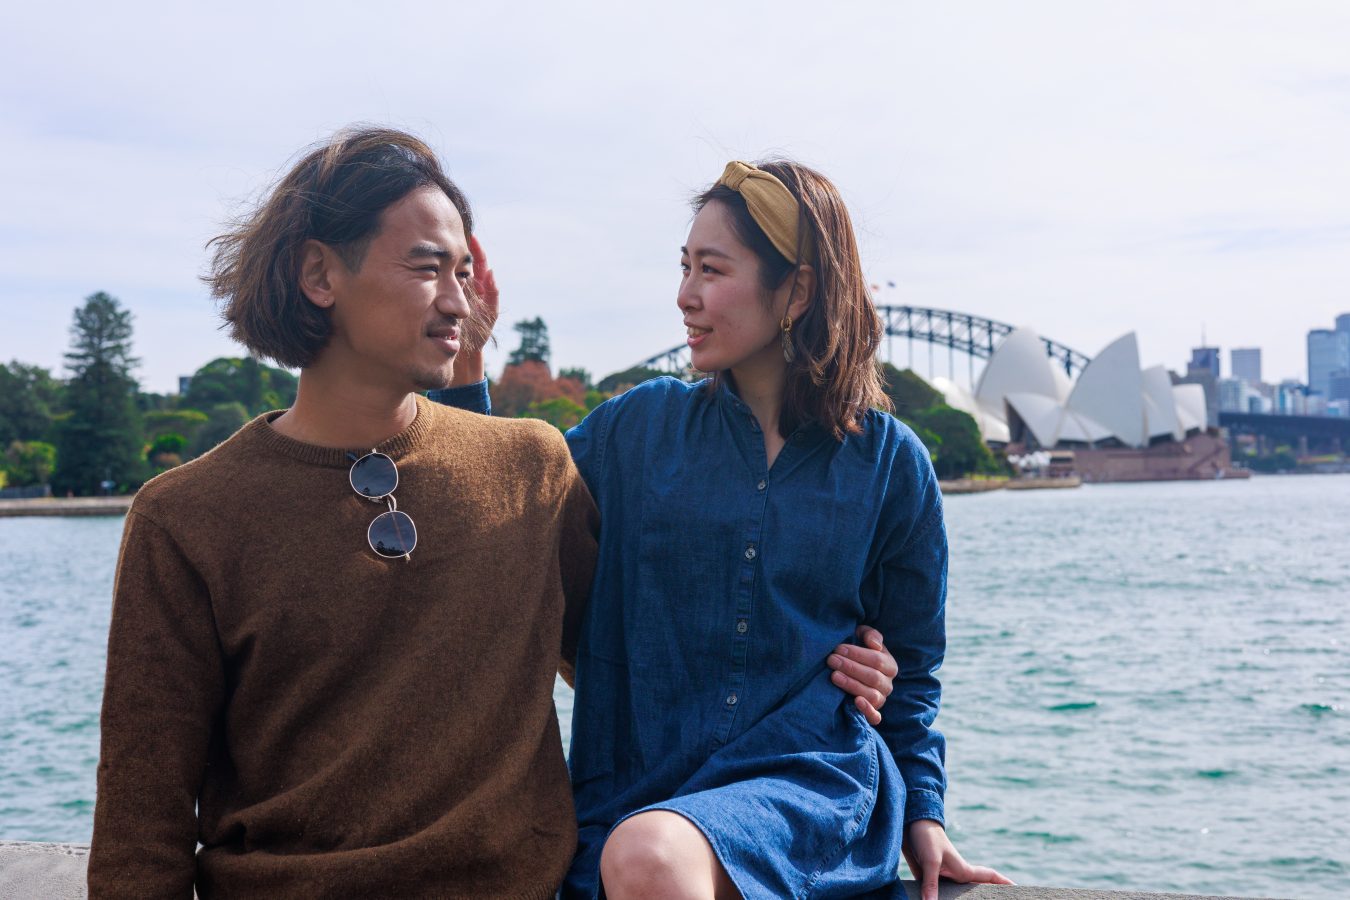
[679,262,690,273]
[701,264,717,275]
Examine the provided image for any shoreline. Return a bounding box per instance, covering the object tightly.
[0,497,132,518]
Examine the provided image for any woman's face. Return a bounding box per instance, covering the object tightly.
[677,201,786,375]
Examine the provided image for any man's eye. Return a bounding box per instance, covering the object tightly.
[420,266,440,275]
[456,271,471,281]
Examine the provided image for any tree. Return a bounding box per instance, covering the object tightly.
[144,409,209,444]
[523,396,588,431]
[0,361,63,445]
[507,317,551,367]
[190,402,251,458]
[595,366,667,394]
[558,368,593,391]
[52,292,145,495]
[183,356,298,416]
[904,406,998,480]
[880,364,942,415]
[5,441,57,487]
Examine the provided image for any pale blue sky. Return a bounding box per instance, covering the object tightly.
[3,1,1349,393]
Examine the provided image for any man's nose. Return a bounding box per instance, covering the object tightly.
[438,277,472,319]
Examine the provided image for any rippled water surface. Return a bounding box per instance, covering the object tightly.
[2,475,1347,898]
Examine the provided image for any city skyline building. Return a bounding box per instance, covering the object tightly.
[1231,347,1262,385]
[1190,346,1221,380]
[1307,327,1350,398]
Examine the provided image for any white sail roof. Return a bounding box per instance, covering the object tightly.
[1142,365,1183,441]
[1005,392,1065,447]
[1066,333,1147,448]
[975,328,1064,417]
[1174,383,1208,433]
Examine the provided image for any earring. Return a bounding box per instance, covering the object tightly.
[781,314,796,364]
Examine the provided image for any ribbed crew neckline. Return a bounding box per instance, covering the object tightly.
[242,394,436,468]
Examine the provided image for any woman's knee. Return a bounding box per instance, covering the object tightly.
[600,811,717,898]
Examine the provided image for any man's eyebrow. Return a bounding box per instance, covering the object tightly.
[407,243,472,264]
[680,245,734,261]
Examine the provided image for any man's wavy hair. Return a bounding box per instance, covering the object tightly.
[205,126,489,369]
[695,159,891,441]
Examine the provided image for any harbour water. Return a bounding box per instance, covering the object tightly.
[1,475,1347,898]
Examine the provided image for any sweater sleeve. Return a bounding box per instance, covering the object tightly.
[426,379,492,415]
[556,457,599,688]
[88,510,225,899]
[870,452,948,828]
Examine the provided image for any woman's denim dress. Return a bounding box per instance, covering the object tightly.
[432,377,947,899]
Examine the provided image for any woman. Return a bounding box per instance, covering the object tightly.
[443,161,1009,899]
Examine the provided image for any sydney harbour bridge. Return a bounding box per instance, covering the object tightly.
[633,304,1092,384]
[628,304,1350,448]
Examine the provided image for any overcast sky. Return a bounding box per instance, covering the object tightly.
[3,1,1349,394]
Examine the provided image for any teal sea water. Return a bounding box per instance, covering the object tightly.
[1,475,1347,898]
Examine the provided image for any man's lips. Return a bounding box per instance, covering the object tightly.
[427,325,461,351]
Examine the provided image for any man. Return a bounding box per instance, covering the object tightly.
[88,127,597,898]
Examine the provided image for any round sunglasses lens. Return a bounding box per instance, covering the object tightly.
[368,510,417,558]
[351,453,398,498]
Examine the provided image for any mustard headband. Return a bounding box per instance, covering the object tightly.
[716,160,813,265]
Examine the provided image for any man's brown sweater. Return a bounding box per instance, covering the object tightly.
[88,396,598,899]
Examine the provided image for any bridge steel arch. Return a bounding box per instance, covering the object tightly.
[633,305,1092,382]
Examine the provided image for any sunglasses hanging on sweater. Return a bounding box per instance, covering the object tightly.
[347,450,417,561]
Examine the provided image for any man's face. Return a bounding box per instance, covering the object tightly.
[324,185,473,393]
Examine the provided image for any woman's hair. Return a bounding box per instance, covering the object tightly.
[204,126,479,369]
[694,160,891,441]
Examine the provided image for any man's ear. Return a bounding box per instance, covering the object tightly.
[784,264,816,321]
[299,239,341,309]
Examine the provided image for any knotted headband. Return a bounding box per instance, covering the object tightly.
[716,161,814,264]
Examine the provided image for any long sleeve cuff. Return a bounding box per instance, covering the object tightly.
[904,788,945,827]
[426,380,491,415]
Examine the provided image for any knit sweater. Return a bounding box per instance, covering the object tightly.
[88,395,598,899]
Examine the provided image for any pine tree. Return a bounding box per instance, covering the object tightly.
[53,292,145,495]
[507,317,551,367]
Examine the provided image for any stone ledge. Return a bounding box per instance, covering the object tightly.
[0,840,1277,899]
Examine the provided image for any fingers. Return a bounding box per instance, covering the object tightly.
[962,865,1014,885]
[855,624,884,650]
[469,234,489,271]
[830,645,896,694]
[828,656,887,709]
[922,857,940,900]
[852,694,882,725]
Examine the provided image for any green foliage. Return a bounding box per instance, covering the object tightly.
[902,405,999,480]
[190,402,251,457]
[4,440,57,487]
[521,396,588,431]
[53,292,145,495]
[595,366,667,394]
[148,433,187,457]
[584,389,609,411]
[144,409,209,442]
[880,364,942,415]
[507,317,551,367]
[0,361,63,445]
[558,367,593,390]
[1245,446,1299,473]
[183,356,297,416]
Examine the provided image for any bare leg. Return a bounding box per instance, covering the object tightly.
[600,810,742,900]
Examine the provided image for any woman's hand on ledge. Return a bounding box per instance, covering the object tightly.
[827,625,897,725]
[904,819,1014,900]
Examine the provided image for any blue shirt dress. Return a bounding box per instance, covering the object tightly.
[430,377,947,899]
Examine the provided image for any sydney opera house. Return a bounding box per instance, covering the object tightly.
[928,328,1244,482]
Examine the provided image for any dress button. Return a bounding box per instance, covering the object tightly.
[756,479,767,491]
[726,693,738,706]
[736,619,748,634]
[744,545,757,561]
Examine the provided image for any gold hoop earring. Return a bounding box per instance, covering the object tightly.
[781,314,796,364]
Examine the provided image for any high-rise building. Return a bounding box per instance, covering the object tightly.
[1336,313,1350,335]
[1230,348,1261,385]
[1330,370,1350,403]
[1308,329,1350,398]
[1190,346,1220,379]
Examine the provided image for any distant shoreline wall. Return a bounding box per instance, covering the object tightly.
[0,497,132,518]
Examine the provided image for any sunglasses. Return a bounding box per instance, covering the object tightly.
[347,450,417,561]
